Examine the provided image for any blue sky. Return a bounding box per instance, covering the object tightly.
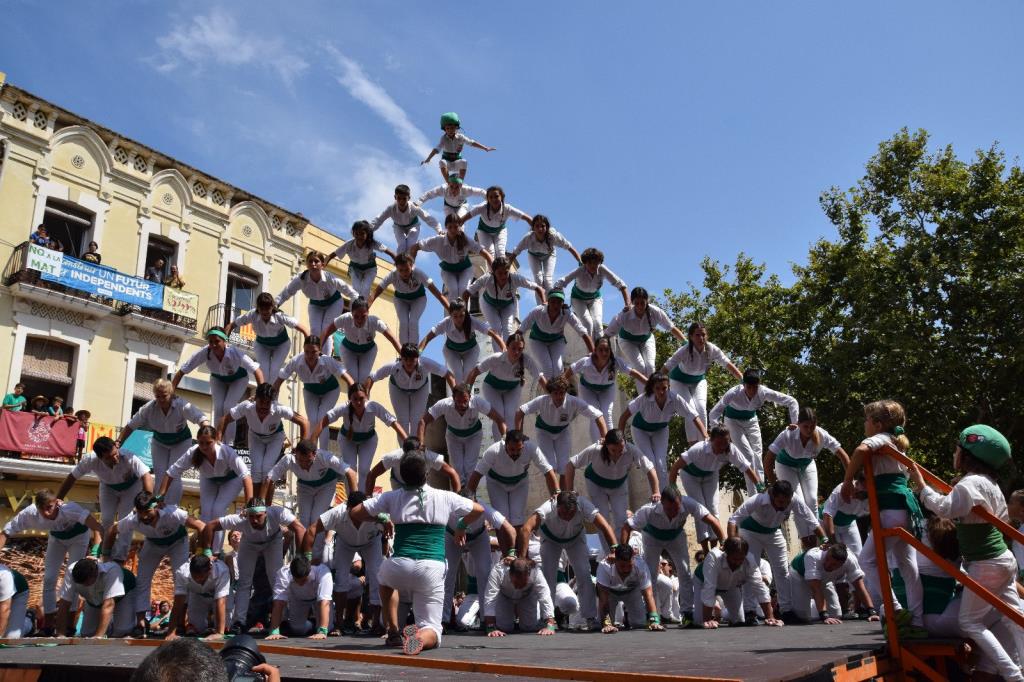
[4,1,1023,305]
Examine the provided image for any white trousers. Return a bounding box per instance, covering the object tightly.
[303,387,342,450]
[477,228,507,259]
[43,532,89,614]
[481,383,523,441]
[379,557,447,640]
[526,338,566,385]
[615,337,656,393]
[554,581,579,616]
[789,574,841,620]
[100,481,142,561]
[725,417,763,496]
[603,587,645,627]
[233,537,284,626]
[671,380,708,443]
[439,267,474,301]
[693,579,744,624]
[308,300,346,347]
[445,430,484,486]
[632,427,670,496]
[442,343,480,385]
[540,538,596,621]
[655,574,680,621]
[2,591,28,638]
[186,592,224,631]
[526,254,557,305]
[578,384,615,443]
[960,551,1024,681]
[149,438,190,506]
[739,528,792,612]
[641,532,694,616]
[248,431,286,484]
[348,265,377,300]
[858,508,923,626]
[585,479,629,555]
[200,476,246,553]
[339,347,378,384]
[479,299,518,352]
[211,378,249,445]
[340,433,378,489]
[833,522,863,560]
[296,482,337,558]
[455,594,480,629]
[333,539,382,607]
[283,598,321,636]
[81,593,135,637]
[394,225,423,255]
[679,471,720,543]
[535,428,573,475]
[136,537,189,614]
[493,590,543,632]
[389,383,430,438]
[439,158,467,181]
[393,295,427,346]
[485,479,530,527]
[255,342,291,391]
[571,297,603,341]
[443,533,493,621]
[775,460,818,514]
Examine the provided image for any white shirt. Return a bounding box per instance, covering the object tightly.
[821,483,869,525]
[428,316,489,346]
[920,472,1008,525]
[231,310,300,339]
[378,267,434,297]
[370,202,440,234]
[697,549,768,606]
[72,452,149,487]
[447,501,505,536]
[168,443,250,481]
[483,562,554,619]
[276,271,357,307]
[126,397,206,435]
[370,357,447,391]
[179,346,259,379]
[859,433,907,476]
[467,272,538,303]
[464,201,530,229]
[708,384,799,424]
[477,351,543,384]
[332,237,388,266]
[664,342,732,378]
[272,563,333,602]
[520,305,590,340]
[569,442,654,482]
[680,440,752,477]
[730,492,820,537]
[534,497,599,542]
[0,564,26,601]
[627,391,699,426]
[768,427,842,463]
[324,401,396,434]
[320,503,381,548]
[475,440,554,486]
[362,485,474,527]
[268,450,351,486]
[429,395,494,431]
[434,131,478,156]
[330,313,389,348]
[596,559,652,593]
[796,547,865,585]
[510,228,574,259]
[3,501,89,536]
[174,560,231,599]
[553,264,626,295]
[379,448,446,487]
[219,506,296,545]
[416,183,487,211]
[519,394,602,431]
[417,234,484,266]
[604,304,675,340]
[228,400,294,438]
[630,498,709,534]
[60,560,125,606]
[278,353,349,385]
[117,505,189,542]
[569,355,628,389]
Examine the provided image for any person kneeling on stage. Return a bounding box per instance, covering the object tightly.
[482,557,557,637]
[0,563,30,638]
[55,558,137,638]
[596,544,664,633]
[788,543,879,625]
[265,556,334,641]
[164,554,232,641]
[694,537,783,629]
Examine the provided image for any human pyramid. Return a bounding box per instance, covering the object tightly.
[2,111,1023,677]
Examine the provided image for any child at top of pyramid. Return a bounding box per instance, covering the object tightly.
[421,112,495,182]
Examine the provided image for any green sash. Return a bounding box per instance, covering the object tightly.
[256,329,290,347]
[670,366,705,384]
[309,290,342,307]
[12,570,28,596]
[393,523,446,561]
[349,258,377,272]
[535,415,568,434]
[390,375,428,394]
[631,413,668,432]
[556,570,569,584]
[340,427,375,443]
[394,285,426,301]
[476,218,505,235]
[394,216,420,230]
[482,291,514,309]
[580,376,614,392]
[444,524,486,542]
[445,337,477,353]
[447,420,482,438]
[250,422,285,439]
[956,523,1007,562]
[921,573,958,615]
[739,516,780,535]
[790,551,807,578]
[209,470,238,484]
[585,464,628,489]
[298,469,339,487]
[147,525,187,547]
[724,405,757,420]
[211,367,247,383]
[50,523,89,540]
[570,284,601,301]
[776,449,812,470]
[540,523,581,544]
[484,373,520,392]
[304,375,340,395]
[439,257,472,273]
[874,473,923,538]
[341,335,375,353]
[442,151,462,162]
[105,475,140,492]
[617,328,651,344]
[682,462,714,478]
[832,510,860,527]
[643,523,682,541]
[152,426,192,445]
[529,323,564,344]
[487,467,528,486]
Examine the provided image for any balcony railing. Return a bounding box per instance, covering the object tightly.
[3,241,116,309]
[204,303,255,350]
[118,299,198,333]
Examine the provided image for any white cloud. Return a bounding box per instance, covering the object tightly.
[153,8,308,86]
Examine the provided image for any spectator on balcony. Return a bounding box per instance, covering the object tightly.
[47,396,65,417]
[164,265,186,290]
[144,257,165,283]
[73,410,90,461]
[29,224,49,248]
[82,241,102,265]
[29,395,49,416]
[2,383,26,412]
[47,238,66,254]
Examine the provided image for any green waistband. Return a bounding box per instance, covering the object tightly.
[617,328,651,344]
[540,523,581,544]
[643,523,682,541]
[349,258,377,272]
[585,464,628,489]
[442,151,462,162]
[570,284,601,300]
[670,366,705,384]
[152,426,193,445]
[250,422,285,439]
[682,462,714,478]
[309,290,342,307]
[957,522,1007,562]
[105,475,140,492]
[340,426,375,443]
[482,291,514,309]
[487,467,528,486]
[476,218,505,235]
[874,474,924,538]
[921,573,958,615]
[776,449,812,470]
[444,524,486,542]
[529,323,564,344]
[447,420,482,438]
[389,375,428,393]
[536,415,568,434]
[211,367,248,383]
[50,523,89,540]
[790,551,807,577]
[256,329,290,347]
[439,256,472,273]
[739,516,780,535]
[341,335,375,353]
[832,510,860,526]
[724,405,757,420]
[297,469,339,487]
[694,562,705,584]
[304,375,340,395]
[394,217,420,230]
[579,376,614,392]
[484,372,521,391]
[147,525,187,547]
[445,336,477,353]
[393,523,446,562]
[631,413,668,432]
[209,470,239,484]
[394,285,426,301]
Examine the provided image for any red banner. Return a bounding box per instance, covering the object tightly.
[0,411,79,458]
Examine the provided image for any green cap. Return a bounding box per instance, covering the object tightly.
[440,112,461,129]
[547,289,565,301]
[959,424,1012,469]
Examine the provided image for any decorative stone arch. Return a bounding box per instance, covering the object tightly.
[138,169,194,275]
[48,125,114,177]
[149,168,193,217]
[228,201,274,261]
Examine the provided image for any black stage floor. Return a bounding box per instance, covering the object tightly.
[0,621,885,681]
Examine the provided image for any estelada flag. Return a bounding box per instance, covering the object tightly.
[0,411,78,458]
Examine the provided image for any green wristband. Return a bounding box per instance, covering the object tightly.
[486,625,497,633]
[456,517,468,530]
[317,626,329,635]
[269,627,281,636]
[89,544,101,557]
[546,622,557,631]
[203,548,213,557]
[376,513,390,524]
[648,611,660,624]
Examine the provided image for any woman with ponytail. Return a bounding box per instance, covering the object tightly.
[604,287,685,392]
[412,214,492,300]
[465,257,545,351]
[420,300,505,384]
[226,292,308,382]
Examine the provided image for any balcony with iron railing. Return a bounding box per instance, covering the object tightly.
[204,303,255,350]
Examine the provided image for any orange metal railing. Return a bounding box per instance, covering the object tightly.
[864,444,1024,681]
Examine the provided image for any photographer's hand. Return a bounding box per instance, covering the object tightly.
[252,663,281,682]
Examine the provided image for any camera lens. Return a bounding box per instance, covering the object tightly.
[220,634,266,681]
